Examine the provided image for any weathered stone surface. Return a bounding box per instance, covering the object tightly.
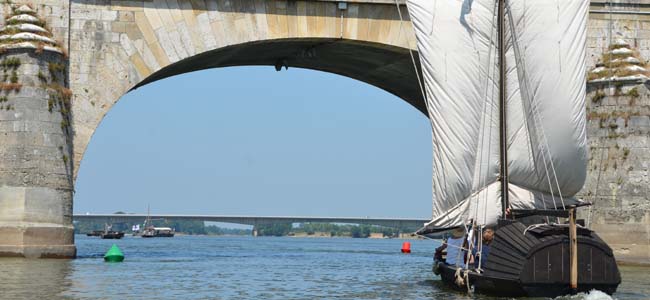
[581,81,650,265]
[0,2,73,258]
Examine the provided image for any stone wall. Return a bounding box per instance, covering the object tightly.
[0,3,74,257]
[582,81,650,265]
[580,5,650,264]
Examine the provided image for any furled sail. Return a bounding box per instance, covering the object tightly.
[407,0,589,235]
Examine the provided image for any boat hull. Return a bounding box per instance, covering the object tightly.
[100,231,125,239]
[437,262,618,297]
[434,220,621,297]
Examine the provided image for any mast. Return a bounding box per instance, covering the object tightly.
[498,0,509,219]
[146,204,151,227]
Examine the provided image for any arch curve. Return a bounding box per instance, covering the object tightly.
[133,38,424,114]
[69,0,423,179]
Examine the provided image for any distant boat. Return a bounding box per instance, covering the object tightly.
[100,231,125,239]
[86,230,103,237]
[141,226,175,238]
[140,205,175,238]
[87,223,125,239]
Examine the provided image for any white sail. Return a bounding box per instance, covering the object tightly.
[505,0,589,202]
[407,0,588,234]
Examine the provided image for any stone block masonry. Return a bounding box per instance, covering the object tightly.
[0,4,74,258]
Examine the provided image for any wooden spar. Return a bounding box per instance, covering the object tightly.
[497,0,509,219]
[569,208,578,290]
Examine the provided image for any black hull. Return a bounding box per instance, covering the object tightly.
[437,262,618,297]
[100,231,125,239]
[141,233,174,238]
[434,221,621,297]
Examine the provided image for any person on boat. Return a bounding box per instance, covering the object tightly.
[473,228,494,268]
[444,227,466,266]
[434,242,446,261]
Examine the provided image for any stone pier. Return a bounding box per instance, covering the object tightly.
[0,5,75,258]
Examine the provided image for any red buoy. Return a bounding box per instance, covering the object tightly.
[401,241,411,253]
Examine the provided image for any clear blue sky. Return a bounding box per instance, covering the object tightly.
[74,66,432,219]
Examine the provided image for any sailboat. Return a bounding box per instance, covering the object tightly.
[405,0,621,297]
[140,206,175,238]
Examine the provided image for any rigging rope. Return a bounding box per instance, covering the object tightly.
[470,0,499,229]
[394,0,427,103]
[589,148,606,228]
[504,1,567,211]
[476,226,484,271]
[394,0,450,221]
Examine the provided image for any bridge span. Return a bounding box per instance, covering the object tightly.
[73,214,428,231]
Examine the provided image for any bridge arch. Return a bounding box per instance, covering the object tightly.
[69,0,422,178]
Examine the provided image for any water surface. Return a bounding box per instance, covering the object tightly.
[0,235,647,299]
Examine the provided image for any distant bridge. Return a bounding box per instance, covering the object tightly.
[73,214,428,231]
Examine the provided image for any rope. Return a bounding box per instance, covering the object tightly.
[523,223,547,236]
[469,0,498,227]
[476,226,484,270]
[589,148,606,228]
[463,223,474,270]
[454,268,465,286]
[394,0,450,220]
[505,2,567,211]
[464,269,471,293]
[481,0,499,226]
[394,0,427,103]
[452,267,471,292]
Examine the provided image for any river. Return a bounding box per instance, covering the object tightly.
[0,235,648,299]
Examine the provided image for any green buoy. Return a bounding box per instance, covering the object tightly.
[104,244,124,262]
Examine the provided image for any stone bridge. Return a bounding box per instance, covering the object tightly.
[0,0,649,262]
[0,0,423,258]
[68,0,426,180]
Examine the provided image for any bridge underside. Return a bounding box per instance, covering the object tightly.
[133,38,427,115]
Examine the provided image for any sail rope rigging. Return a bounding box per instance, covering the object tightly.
[470,0,500,232]
[394,0,427,104]
[505,1,553,223]
[588,146,606,228]
[480,1,500,229]
[504,1,567,210]
[468,0,501,264]
[394,0,451,221]
[476,226,484,271]
[503,3,561,218]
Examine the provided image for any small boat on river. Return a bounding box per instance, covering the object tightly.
[141,226,175,238]
[100,230,125,239]
[86,230,103,237]
[139,206,175,238]
[87,224,125,239]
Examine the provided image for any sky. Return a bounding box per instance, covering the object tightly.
[73,66,432,219]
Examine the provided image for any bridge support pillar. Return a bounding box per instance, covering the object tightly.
[0,8,75,258]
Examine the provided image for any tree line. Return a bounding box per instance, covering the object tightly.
[74,218,410,238]
[255,223,405,238]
